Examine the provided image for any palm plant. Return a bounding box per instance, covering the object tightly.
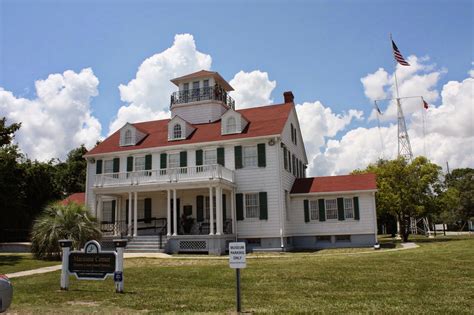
[31,202,101,259]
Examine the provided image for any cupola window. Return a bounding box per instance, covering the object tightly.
[173,123,182,139]
[124,129,132,145]
[226,117,237,134]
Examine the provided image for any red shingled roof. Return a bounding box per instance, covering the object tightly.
[291,173,377,194]
[60,192,85,205]
[85,103,293,156]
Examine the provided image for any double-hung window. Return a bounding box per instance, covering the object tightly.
[102,201,114,222]
[243,146,257,167]
[134,156,145,172]
[245,193,259,218]
[204,149,217,165]
[104,160,114,174]
[344,198,354,219]
[203,79,210,99]
[124,129,132,145]
[173,124,182,139]
[325,199,338,220]
[168,153,180,169]
[226,117,237,134]
[309,200,319,220]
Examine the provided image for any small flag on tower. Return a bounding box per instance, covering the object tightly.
[374,101,382,115]
[392,40,410,66]
[422,98,429,109]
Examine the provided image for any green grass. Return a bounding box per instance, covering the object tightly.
[0,253,60,274]
[8,237,474,314]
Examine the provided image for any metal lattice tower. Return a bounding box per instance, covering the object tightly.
[396,98,413,161]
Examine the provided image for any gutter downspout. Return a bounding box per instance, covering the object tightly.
[276,137,285,251]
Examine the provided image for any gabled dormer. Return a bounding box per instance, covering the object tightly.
[169,70,236,124]
[221,109,248,135]
[119,123,147,146]
[168,115,195,141]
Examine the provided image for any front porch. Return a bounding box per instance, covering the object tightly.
[94,182,236,254]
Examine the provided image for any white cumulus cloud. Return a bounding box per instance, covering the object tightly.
[229,70,276,108]
[0,68,102,161]
[109,34,212,134]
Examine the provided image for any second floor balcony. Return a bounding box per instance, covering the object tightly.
[170,86,235,110]
[94,164,235,188]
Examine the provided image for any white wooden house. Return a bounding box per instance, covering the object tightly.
[83,70,378,254]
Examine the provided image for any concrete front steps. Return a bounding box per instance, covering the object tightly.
[125,235,167,253]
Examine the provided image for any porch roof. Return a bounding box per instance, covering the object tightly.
[291,173,377,194]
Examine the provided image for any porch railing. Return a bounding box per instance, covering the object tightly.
[94,164,234,188]
[100,220,128,237]
[170,86,235,110]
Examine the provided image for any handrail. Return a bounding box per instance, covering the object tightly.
[94,164,234,187]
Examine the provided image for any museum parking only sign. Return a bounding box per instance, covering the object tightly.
[229,242,246,269]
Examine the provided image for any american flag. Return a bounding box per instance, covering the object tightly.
[392,40,410,66]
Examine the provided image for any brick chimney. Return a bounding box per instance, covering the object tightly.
[283,91,294,103]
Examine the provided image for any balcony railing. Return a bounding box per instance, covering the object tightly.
[170,86,235,110]
[94,164,235,188]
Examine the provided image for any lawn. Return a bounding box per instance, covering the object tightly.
[0,253,60,274]
[8,237,474,314]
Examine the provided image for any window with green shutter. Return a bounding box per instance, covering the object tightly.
[145,154,152,170]
[318,199,326,221]
[127,156,133,172]
[113,158,120,173]
[180,151,187,167]
[196,195,204,222]
[259,192,268,220]
[353,196,360,220]
[234,146,243,169]
[111,200,116,222]
[236,193,244,220]
[160,153,167,169]
[96,159,103,174]
[337,198,345,221]
[196,150,203,166]
[283,147,288,170]
[257,143,266,167]
[217,147,225,166]
[303,199,310,223]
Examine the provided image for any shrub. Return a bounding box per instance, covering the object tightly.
[31,202,101,259]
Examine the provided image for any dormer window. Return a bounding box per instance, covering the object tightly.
[226,117,237,134]
[173,123,182,139]
[124,129,132,145]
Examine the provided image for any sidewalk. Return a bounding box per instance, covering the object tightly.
[6,265,62,279]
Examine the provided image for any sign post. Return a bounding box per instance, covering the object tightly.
[59,239,73,290]
[113,239,127,293]
[229,242,246,313]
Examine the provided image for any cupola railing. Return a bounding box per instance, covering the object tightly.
[170,85,235,109]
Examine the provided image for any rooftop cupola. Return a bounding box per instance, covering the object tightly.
[169,70,235,124]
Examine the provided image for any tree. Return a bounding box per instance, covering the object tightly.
[353,156,443,242]
[0,117,21,147]
[442,168,474,228]
[55,145,88,196]
[31,202,101,259]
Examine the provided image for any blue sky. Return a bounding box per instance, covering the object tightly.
[1,0,472,174]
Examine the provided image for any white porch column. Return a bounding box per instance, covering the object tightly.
[167,189,171,236]
[172,189,177,236]
[133,191,138,237]
[209,186,214,235]
[216,186,222,235]
[128,192,132,236]
[231,188,236,237]
[114,198,120,236]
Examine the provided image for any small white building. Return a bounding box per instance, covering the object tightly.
[84,70,377,254]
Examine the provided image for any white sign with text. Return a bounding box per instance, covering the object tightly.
[229,242,246,269]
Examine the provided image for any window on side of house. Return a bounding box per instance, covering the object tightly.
[173,123,182,139]
[309,200,319,220]
[336,235,351,242]
[243,146,258,167]
[317,235,331,242]
[124,129,132,145]
[245,193,259,218]
[325,199,338,220]
[344,198,354,219]
[204,149,217,165]
[168,153,180,169]
[226,116,237,134]
[104,159,114,174]
[203,79,210,98]
[134,156,146,171]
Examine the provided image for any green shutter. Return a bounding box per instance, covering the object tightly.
[318,199,326,221]
[222,194,227,222]
[259,192,268,220]
[283,147,288,170]
[180,151,187,167]
[144,198,152,223]
[217,147,225,166]
[196,196,204,222]
[127,156,133,172]
[111,200,116,222]
[354,197,360,220]
[145,154,152,170]
[96,159,102,174]
[304,199,310,222]
[234,146,243,169]
[125,199,129,224]
[196,150,203,166]
[337,198,345,221]
[113,158,120,173]
[257,143,266,167]
[160,153,167,169]
[288,152,291,172]
[236,193,244,220]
